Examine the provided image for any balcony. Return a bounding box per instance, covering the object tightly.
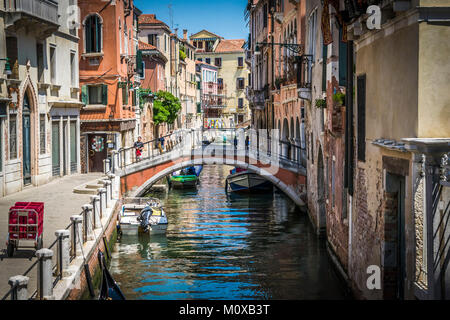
[246,85,268,110]
[4,0,59,38]
[296,55,313,101]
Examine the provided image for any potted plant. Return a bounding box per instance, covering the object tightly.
[315,98,327,109]
[332,92,345,106]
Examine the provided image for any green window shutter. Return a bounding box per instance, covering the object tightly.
[136,50,143,75]
[338,26,347,86]
[102,84,108,105]
[132,90,137,106]
[197,103,201,114]
[197,81,201,90]
[122,86,128,106]
[81,85,89,105]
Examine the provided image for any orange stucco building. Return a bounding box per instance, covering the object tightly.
[78,0,141,172]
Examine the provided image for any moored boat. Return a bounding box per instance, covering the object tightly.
[118,198,168,236]
[98,251,126,300]
[226,168,272,193]
[169,166,203,189]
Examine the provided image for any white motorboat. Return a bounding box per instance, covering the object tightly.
[118,198,168,235]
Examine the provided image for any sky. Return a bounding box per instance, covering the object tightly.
[134,0,249,40]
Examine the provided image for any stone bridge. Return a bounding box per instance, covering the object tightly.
[107,129,307,207]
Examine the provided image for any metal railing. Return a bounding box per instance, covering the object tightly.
[2,173,118,300]
[4,0,59,25]
[111,128,306,173]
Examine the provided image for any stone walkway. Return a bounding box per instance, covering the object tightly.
[0,173,104,298]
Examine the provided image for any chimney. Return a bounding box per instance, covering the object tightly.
[183,29,188,40]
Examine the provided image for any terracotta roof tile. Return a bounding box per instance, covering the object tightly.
[215,39,245,53]
[139,14,169,28]
[138,41,156,50]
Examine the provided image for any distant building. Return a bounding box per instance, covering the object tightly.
[195,61,222,128]
[0,0,82,196]
[137,41,167,142]
[191,30,250,128]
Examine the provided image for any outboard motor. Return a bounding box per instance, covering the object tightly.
[137,203,154,233]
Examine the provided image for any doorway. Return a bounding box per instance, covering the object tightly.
[88,134,107,172]
[384,173,406,299]
[22,94,31,186]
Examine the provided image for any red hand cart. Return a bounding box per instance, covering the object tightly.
[6,202,44,257]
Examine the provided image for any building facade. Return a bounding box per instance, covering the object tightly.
[78,0,140,173]
[191,30,250,128]
[0,0,82,196]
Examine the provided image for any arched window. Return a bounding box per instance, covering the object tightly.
[85,14,102,53]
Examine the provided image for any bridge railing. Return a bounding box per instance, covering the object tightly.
[108,128,306,173]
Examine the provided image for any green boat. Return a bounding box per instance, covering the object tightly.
[168,166,203,189]
[169,174,198,188]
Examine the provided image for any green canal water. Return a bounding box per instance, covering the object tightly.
[110,165,350,300]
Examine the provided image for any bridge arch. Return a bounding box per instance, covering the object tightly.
[122,157,306,208]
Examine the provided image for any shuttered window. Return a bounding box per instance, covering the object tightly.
[357,75,366,162]
[122,85,128,106]
[81,84,108,105]
[85,14,102,53]
[338,26,347,86]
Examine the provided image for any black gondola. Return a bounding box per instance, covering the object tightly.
[98,251,126,300]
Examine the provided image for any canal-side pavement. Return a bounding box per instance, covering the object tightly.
[0,173,104,298]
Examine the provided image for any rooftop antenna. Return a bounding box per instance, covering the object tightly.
[168,1,174,29]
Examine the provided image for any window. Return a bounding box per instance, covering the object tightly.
[215,58,222,67]
[122,86,128,106]
[238,57,244,67]
[50,46,56,84]
[70,51,76,87]
[357,75,366,162]
[89,86,104,104]
[82,84,108,105]
[37,43,44,83]
[40,115,46,154]
[85,14,102,53]
[148,34,157,46]
[236,78,245,89]
[197,58,203,62]
[139,61,145,79]
[308,10,317,60]
[263,4,268,28]
[9,114,17,159]
[238,98,244,108]
[205,58,211,64]
[338,26,348,86]
[198,41,203,49]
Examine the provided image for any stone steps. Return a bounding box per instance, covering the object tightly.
[73,177,109,195]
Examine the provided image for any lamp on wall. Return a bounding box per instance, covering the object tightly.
[254,42,304,56]
[1,58,12,76]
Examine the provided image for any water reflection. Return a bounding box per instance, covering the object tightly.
[110,165,349,300]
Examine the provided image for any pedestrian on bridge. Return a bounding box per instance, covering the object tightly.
[158,134,165,153]
[134,136,144,162]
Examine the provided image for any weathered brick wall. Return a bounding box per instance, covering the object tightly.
[325,131,349,271]
[66,204,119,300]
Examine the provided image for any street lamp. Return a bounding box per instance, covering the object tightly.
[0,58,12,76]
[254,42,304,56]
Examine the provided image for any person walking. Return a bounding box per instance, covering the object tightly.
[158,134,165,153]
[134,136,144,162]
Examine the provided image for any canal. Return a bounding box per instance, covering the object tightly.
[110,165,350,300]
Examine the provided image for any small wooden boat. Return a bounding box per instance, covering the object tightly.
[169,166,203,189]
[118,198,168,236]
[226,168,272,193]
[98,251,126,300]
